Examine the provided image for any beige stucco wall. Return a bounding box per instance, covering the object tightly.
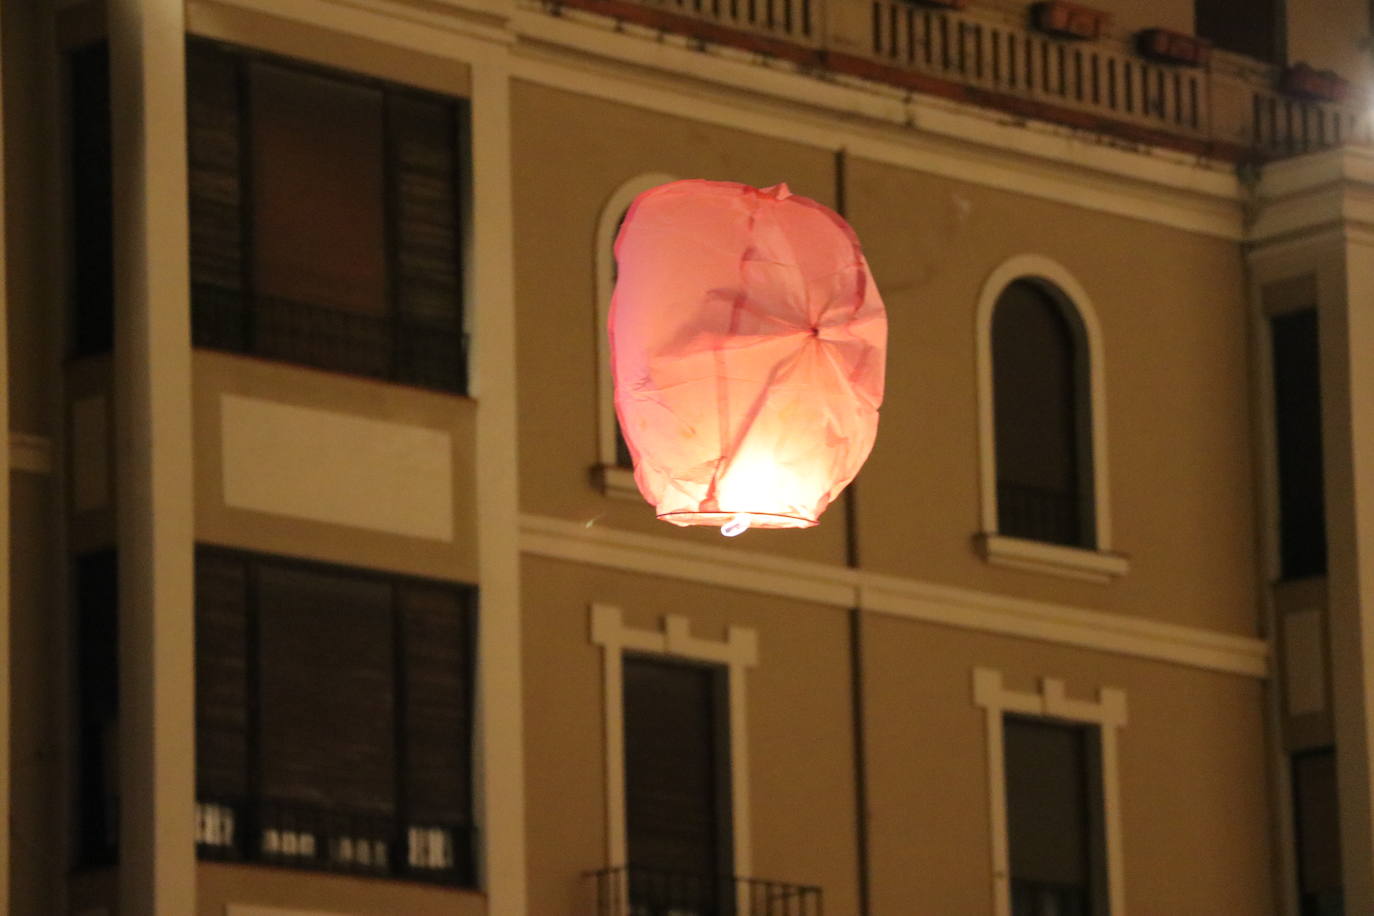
[9,474,60,916]
[863,613,1276,915]
[511,81,1258,637]
[198,863,486,916]
[521,554,861,915]
[510,79,851,568]
[1286,0,1372,83]
[191,351,479,585]
[850,155,1257,636]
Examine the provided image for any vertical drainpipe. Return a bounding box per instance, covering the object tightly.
[0,0,12,909]
[837,146,872,916]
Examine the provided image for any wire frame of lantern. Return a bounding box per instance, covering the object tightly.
[609,179,887,536]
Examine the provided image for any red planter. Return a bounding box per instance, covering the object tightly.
[1280,62,1350,103]
[1136,28,1210,67]
[1031,1,1109,40]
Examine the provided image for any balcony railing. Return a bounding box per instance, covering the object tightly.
[587,865,823,915]
[547,0,1370,160]
[195,797,476,886]
[996,481,1087,547]
[192,283,469,393]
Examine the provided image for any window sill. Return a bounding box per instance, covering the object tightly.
[596,464,642,501]
[975,533,1129,583]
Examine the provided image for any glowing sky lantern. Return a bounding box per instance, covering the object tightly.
[610,179,887,536]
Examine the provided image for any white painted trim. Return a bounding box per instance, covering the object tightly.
[523,514,1270,677]
[110,0,198,910]
[973,667,1128,916]
[469,52,529,913]
[189,0,514,66]
[595,172,677,479]
[975,534,1129,584]
[10,432,53,474]
[510,6,1245,240]
[590,604,758,885]
[974,254,1119,559]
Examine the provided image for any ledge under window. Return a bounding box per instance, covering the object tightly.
[596,464,641,501]
[975,533,1130,583]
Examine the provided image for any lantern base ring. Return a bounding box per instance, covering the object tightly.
[656,510,818,530]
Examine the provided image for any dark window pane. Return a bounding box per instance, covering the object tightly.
[75,551,119,866]
[1004,717,1097,916]
[1294,748,1344,915]
[1272,309,1327,579]
[993,281,1091,547]
[258,563,395,815]
[623,656,730,881]
[1195,0,1283,64]
[250,62,387,317]
[70,44,114,357]
[194,552,249,802]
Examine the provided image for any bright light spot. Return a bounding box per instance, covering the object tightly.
[720,514,751,537]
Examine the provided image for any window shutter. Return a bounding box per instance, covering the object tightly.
[623,656,729,877]
[257,564,396,815]
[187,42,247,351]
[388,94,466,391]
[400,583,472,825]
[194,551,249,801]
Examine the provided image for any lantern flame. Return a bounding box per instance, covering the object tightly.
[720,514,752,538]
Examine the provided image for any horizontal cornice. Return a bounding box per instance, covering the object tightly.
[520,514,1270,679]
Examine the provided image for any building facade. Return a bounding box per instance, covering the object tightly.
[1,0,1371,914]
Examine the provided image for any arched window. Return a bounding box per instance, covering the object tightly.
[991,279,1094,548]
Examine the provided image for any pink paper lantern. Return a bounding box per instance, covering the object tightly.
[610,179,887,534]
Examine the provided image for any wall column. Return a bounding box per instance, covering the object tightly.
[1250,147,1374,915]
[469,53,528,914]
[108,0,196,912]
[1322,229,1374,916]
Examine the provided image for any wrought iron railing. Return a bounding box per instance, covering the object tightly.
[191,283,468,393]
[996,481,1087,548]
[587,865,824,915]
[195,797,475,886]
[547,0,1370,160]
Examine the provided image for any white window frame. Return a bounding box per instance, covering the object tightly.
[973,666,1128,916]
[973,254,1128,582]
[589,603,757,884]
[594,173,678,498]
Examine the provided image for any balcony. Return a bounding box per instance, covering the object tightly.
[587,865,824,915]
[542,0,1369,161]
[195,797,476,887]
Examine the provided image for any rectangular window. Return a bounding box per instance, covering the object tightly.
[622,655,733,909]
[194,548,476,885]
[1004,716,1106,916]
[187,40,469,392]
[69,44,115,357]
[75,551,119,867]
[1271,309,1327,580]
[1195,0,1284,64]
[1293,748,1343,915]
